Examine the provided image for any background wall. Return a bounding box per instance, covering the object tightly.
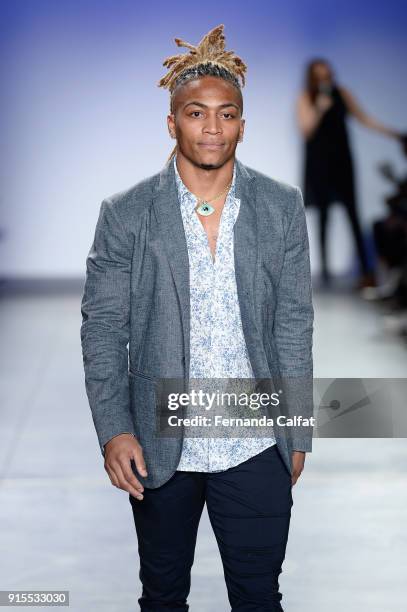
[1,0,406,277]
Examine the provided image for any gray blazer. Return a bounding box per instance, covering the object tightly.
[80,157,314,488]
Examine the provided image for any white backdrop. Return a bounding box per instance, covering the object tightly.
[1,0,405,277]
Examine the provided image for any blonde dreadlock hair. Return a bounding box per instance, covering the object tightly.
[157,24,247,163]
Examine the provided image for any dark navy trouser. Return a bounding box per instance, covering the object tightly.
[129,444,293,611]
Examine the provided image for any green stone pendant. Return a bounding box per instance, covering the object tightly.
[195,201,215,216]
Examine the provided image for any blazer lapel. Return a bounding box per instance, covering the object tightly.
[233,159,264,376]
[152,156,261,379]
[152,158,192,377]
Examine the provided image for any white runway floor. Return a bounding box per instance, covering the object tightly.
[0,281,406,611]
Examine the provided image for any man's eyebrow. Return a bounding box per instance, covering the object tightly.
[183,101,240,111]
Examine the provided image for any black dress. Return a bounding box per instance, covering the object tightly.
[303,83,355,208]
[302,83,370,276]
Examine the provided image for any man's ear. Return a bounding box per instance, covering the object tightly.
[167,113,176,139]
[239,118,245,142]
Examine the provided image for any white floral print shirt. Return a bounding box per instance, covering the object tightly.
[173,155,276,472]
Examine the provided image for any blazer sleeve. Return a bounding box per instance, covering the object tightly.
[272,186,314,452]
[80,197,136,457]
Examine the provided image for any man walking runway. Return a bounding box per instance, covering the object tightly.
[81,23,314,611]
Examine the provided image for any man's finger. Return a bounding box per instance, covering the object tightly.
[121,456,147,493]
[292,470,302,486]
[133,448,148,477]
[105,464,120,488]
[114,459,145,498]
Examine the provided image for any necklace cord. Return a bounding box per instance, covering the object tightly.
[194,181,233,207]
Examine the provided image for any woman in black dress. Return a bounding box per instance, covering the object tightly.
[297,58,401,288]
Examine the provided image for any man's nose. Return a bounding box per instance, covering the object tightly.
[204,115,222,133]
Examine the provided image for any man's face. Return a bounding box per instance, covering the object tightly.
[167,75,245,170]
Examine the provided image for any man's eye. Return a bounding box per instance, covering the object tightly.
[223,113,235,119]
[190,111,202,117]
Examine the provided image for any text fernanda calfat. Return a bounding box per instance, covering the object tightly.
[167,415,316,427]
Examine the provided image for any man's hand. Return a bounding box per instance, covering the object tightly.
[291,451,306,486]
[104,433,148,501]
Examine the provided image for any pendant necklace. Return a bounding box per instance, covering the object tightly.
[193,181,233,216]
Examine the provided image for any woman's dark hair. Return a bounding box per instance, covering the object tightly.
[304,58,335,104]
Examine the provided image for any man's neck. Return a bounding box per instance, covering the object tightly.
[174,151,235,198]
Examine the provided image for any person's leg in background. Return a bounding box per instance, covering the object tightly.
[318,202,331,284]
[206,445,293,612]
[129,471,206,611]
[341,191,373,285]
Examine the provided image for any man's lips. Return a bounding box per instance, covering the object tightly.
[198,142,225,149]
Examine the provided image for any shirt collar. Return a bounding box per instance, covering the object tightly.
[173,154,238,217]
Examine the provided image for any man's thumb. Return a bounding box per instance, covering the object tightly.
[134,450,148,477]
